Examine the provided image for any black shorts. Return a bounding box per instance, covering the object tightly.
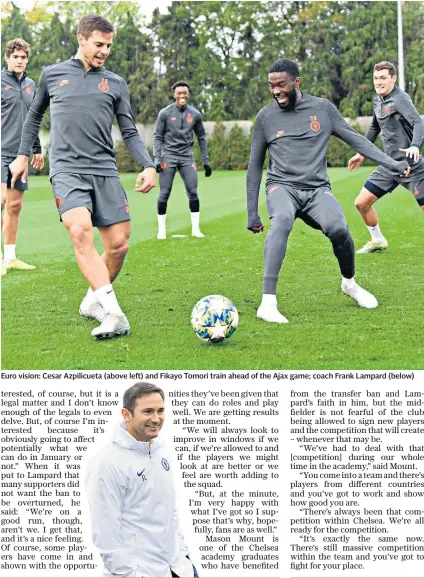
[1,156,28,191]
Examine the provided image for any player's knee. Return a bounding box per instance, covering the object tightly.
[66,221,92,247]
[158,190,172,202]
[354,194,372,212]
[325,223,349,243]
[271,213,294,234]
[6,196,23,215]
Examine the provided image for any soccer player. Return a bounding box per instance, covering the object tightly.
[348,61,424,253]
[247,58,411,324]
[1,38,44,276]
[85,382,197,578]
[153,81,212,239]
[9,15,156,339]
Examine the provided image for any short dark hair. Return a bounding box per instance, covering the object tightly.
[172,80,190,92]
[5,38,31,59]
[77,15,114,39]
[123,382,165,415]
[268,58,300,79]
[374,61,396,76]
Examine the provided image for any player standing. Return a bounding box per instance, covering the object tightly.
[153,81,212,239]
[348,61,424,253]
[1,38,44,276]
[9,15,156,339]
[247,58,411,323]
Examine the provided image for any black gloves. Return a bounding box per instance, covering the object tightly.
[204,165,212,177]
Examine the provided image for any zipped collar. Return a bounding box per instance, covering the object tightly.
[379,85,397,102]
[2,68,27,83]
[69,56,105,72]
[114,421,164,455]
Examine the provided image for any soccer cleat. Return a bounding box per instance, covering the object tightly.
[5,258,35,270]
[157,230,166,240]
[257,305,289,323]
[356,239,388,254]
[1,259,7,277]
[191,230,205,238]
[79,297,106,323]
[341,281,378,309]
[91,313,130,339]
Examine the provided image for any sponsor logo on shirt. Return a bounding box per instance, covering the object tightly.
[276,130,285,137]
[170,117,177,121]
[413,186,419,197]
[385,105,391,115]
[59,79,70,87]
[25,85,32,94]
[161,458,170,471]
[186,113,193,124]
[310,116,320,132]
[98,78,109,93]
[137,469,147,481]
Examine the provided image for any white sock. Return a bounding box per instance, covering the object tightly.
[84,287,99,306]
[260,294,277,308]
[93,284,123,316]
[366,224,385,242]
[157,214,166,230]
[342,276,356,290]
[190,212,201,232]
[4,244,16,263]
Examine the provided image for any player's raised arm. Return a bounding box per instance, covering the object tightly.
[246,111,267,232]
[328,103,410,177]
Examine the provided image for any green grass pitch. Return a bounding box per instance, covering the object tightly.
[1,168,423,370]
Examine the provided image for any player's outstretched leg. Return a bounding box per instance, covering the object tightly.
[257,205,295,323]
[354,187,388,254]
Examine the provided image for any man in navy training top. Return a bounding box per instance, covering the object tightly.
[9,15,156,339]
[246,58,410,324]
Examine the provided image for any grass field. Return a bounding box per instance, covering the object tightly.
[1,168,423,370]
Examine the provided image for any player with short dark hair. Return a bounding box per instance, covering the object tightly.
[85,382,197,577]
[153,80,211,239]
[348,60,424,253]
[247,58,411,323]
[9,15,156,339]
[1,37,44,275]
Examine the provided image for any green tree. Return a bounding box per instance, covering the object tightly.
[209,120,227,169]
[227,124,249,170]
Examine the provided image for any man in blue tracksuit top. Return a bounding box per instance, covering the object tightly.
[9,15,156,340]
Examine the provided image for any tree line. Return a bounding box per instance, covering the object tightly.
[2,0,423,126]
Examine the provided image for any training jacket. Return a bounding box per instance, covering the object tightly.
[153,103,209,165]
[85,422,192,577]
[1,68,41,158]
[246,94,410,229]
[18,58,153,177]
[366,85,424,173]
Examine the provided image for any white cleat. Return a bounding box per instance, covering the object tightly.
[192,230,205,238]
[341,281,378,309]
[257,305,289,323]
[91,313,131,339]
[157,230,166,240]
[79,297,106,323]
[356,239,388,254]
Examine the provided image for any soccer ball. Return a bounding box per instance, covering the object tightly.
[191,295,238,343]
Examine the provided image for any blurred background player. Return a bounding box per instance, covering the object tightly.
[247,58,411,323]
[9,15,156,339]
[86,382,197,578]
[349,61,424,254]
[153,81,212,239]
[1,38,44,276]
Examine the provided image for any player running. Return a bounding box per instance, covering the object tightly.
[348,61,424,253]
[1,38,44,276]
[153,81,212,239]
[9,15,156,339]
[247,58,411,324]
